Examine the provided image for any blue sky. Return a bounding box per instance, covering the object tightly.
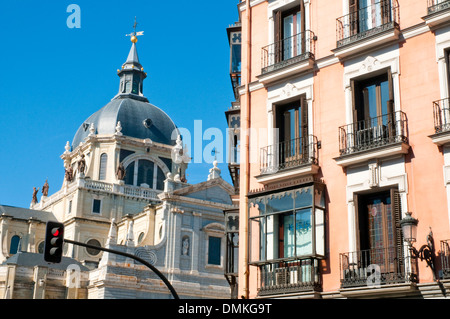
[0,1,239,208]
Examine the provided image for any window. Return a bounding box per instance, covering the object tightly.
[351,70,395,147]
[99,153,108,180]
[9,235,21,255]
[354,189,403,272]
[132,75,140,94]
[92,199,101,214]
[125,162,135,185]
[275,96,309,164]
[349,0,391,35]
[274,5,306,63]
[353,72,393,123]
[248,184,325,264]
[137,159,154,188]
[68,200,72,214]
[86,239,101,256]
[124,159,167,190]
[208,236,222,265]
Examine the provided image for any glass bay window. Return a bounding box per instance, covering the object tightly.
[248,183,326,264]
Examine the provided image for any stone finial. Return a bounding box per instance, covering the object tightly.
[106,218,117,246]
[126,220,135,247]
[207,160,221,181]
[115,121,123,136]
[64,141,71,154]
[88,123,96,136]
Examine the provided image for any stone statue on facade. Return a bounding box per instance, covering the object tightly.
[31,187,39,204]
[182,237,190,256]
[116,162,126,180]
[65,165,74,182]
[42,180,49,197]
[77,152,86,175]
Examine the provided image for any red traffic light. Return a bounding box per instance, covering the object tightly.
[52,228,60,236]
[44,221,65,263]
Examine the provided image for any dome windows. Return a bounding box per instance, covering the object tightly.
[124,158,166,191]
[143,118,152,128]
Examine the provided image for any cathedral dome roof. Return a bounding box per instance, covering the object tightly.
[72,32,179,149]
[72,97,178,148]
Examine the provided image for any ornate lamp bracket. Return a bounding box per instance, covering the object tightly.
[409,228,437,281]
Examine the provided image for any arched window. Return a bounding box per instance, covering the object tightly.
[124,163,135,185]
[137,159,154,188]
[9,235,21,255]
[123,158,168,190]
[99,153,108,180]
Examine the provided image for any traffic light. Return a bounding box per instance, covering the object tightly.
[44,221,64,263]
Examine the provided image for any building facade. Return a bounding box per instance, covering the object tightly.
[0,32,235,299]
[234,0,450,299]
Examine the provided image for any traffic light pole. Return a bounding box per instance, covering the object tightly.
[63,239,179,299]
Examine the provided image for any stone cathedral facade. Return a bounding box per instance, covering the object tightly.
[0,34,235,299]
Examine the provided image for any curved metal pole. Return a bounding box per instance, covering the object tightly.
[64,239,179,299]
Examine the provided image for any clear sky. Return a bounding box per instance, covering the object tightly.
[0,1,239,208]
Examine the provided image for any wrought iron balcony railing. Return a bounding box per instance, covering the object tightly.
[261,30,315,74]
[441,239,450,279]
[260,135,318,175]
[258,258,321,296]
[338,111,408,156]
[432,98,450,133]
[336,0,399,48]
[428,0,450,15]
[340,246,418,288]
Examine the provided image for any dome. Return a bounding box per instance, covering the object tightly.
[72,97,179,148]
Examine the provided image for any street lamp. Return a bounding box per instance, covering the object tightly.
[399,212,437,281]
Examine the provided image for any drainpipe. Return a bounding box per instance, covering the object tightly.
[241,0,251,299]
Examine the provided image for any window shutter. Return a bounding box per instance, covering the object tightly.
[353,193,362,252]
[381,0,391,25]
[99,153,108,180]
[351,79,359,127]
[387,68,396,138]
[349,0,358,36]
[274,11,282,63]
[391,189,404,261]
[301,96,309,156]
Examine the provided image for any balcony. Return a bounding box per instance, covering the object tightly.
[340,247,418,296]
[441,240,450,279]
[334,0,400,59]
[258,30,316,85]
[257,258,321,297]
[335,111,409,167]
[257,135,319,184]
[429,98,450,145]
[424,0,450,28]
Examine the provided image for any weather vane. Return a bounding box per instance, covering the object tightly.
[126,17,144,43]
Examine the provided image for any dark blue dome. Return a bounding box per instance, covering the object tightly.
[72,97,178,148]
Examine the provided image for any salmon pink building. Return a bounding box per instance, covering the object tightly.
[226,0,450,299]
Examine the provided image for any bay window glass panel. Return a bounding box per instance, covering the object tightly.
[266,214,279,260]
[296,208,313,256]
[249,202,264,263]
[283,213,295,257]
[315,208,325,256]
[295,186,313,208]
[266,192,293,213]
[249,185,325,263]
